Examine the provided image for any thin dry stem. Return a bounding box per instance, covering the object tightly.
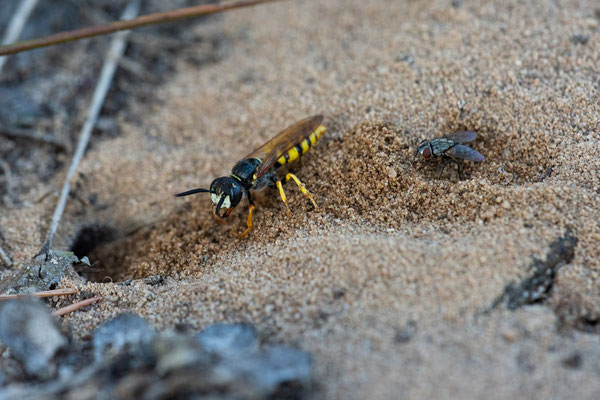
[39,0,141,256]
[0,287,77,301]
[0,0,282,56]
[0,160,17,205]
[0,0,39,71]
[0,242,12,267]
[52,296,102,316]
[0,127,67,151]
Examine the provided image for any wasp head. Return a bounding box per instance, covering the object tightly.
[414,141,433,160]
[209,177,243,218]
[175,176,244,218]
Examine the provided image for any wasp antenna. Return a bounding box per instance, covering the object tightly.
[175,188,213,197]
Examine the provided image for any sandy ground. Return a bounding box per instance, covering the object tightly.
[2,0,600,398]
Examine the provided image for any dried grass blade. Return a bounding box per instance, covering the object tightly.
[0,0,282,56]
[0,287,78,301]
[52,296,102,316]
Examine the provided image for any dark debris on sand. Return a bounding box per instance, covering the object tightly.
[491,231,578,310]
[0,305,313,400]
[0,250,90,294]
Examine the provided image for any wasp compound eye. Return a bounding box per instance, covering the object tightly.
[422,147,432,159]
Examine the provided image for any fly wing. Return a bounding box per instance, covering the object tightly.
[245,115,323,178]
[445,144,485,161]
[445,130,477,143]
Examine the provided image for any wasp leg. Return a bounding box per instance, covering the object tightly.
[285,173,318,210]
[276,180,293,218]
[239,201,256,238]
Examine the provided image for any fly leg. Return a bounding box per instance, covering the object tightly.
[438,159,448,179]
[441,157,462,180]
[239,193,256,238]
[284,173,318,210]
[450,158,462,180]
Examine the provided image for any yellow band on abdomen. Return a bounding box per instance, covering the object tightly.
[276,125,326,167]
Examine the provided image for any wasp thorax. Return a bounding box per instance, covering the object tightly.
[231,158,262,182]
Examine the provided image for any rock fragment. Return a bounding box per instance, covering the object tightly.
[0,298,66,378]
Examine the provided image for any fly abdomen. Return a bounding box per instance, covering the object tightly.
[274,125,326,168]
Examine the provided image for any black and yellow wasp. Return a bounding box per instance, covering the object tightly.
[176,115,326,236]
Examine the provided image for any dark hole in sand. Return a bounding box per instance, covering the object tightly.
[71,224,118,260]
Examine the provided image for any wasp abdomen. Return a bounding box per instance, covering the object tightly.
[274,125,326,168]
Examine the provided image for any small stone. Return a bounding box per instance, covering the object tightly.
[570,34,590,45]
[395,53,414,65]
[0,298,66,378]
[9,251,84,293]
[502,200,511,209]
[377,65,389,74]
[143,275,164,286]
[218,345,312,394]
[584,18,598,30]
[196,323,258,358]
[154,333,208,375]
[93,313,155,361]
[561,352,583,370]
[394,321,417,344]
[502,329,517,342]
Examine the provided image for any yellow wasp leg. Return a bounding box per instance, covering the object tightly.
[276,180,293,218]
[285,173,318,210]
[239,203,256,238]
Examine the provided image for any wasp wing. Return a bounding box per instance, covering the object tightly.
[445,144,485,161]
[245,115,323,178]
[445,130,477,143]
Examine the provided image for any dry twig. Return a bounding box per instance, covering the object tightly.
[0,0,39,72]
[39,0,141,256]
[52,296,102,316]
[0,160,18,205]
[0,242,12,267]
[0,287,77,301]
[0,127,67,151]
[0,0,282,56]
